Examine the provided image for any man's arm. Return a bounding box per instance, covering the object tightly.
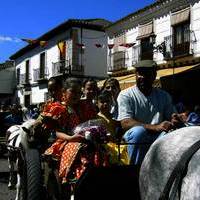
[121,118,173,133]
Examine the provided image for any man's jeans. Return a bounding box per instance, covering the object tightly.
[123,126,165,165]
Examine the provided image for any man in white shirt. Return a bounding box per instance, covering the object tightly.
[117,60,177,165]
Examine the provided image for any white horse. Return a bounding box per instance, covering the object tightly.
[139,126,200,200]
[6,119,36,200]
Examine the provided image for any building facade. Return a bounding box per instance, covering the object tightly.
[0,60,16,105]
[10,19,110,106]
[106,0,200,77]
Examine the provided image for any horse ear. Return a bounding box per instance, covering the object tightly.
[22,127,30,134]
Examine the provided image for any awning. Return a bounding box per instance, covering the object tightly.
[136,21,153,40]
[98,65,197,90]
[171,7,190,26]
[98,74,136,90]
[157,65,195,79]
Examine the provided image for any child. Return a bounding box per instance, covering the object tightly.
[97,90,128,165]
[101,78,121,119]
[82,78,98,102]
[81,78,99,112]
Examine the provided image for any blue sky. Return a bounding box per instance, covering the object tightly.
[0,0,155,63]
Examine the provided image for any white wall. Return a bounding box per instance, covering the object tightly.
[15,27,108,105]
[107,0,200,69]
[32,86,48,104]
[192,1,200,56]
[82,29,108,78]
[154,15,171,64]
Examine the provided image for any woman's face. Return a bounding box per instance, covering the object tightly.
[83,81,98,100]
[98,97,112,114]
[64,84,82,105]
[104,82,120,100]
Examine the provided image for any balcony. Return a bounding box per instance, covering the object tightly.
[132,45,141,65]
[33,68,48,82]
[164,30,196,59]
[108,51,127,72]
[19,74,25,85]
[52,60,83,76]
[18,73,31,86]
[132,44,154,65]
[52,60,70,76]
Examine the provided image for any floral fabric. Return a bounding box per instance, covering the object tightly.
[44,99,99,183]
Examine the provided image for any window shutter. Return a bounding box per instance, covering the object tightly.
[137,21,153,40]
[171,7,190,26]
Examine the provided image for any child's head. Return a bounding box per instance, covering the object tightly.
[97,90,112,114]
[63,78,82,105]
[48,77,63,101]
[82,78,98,100]
[102,78,120,100]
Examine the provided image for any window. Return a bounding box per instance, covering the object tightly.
[140,37,153,60]
[137,22,154,60]
[173,22,190,56]
[16,68,20,85]
[25,60,30,84]
[40,52,46,78]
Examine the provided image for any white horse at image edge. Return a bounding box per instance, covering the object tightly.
[139,126,200,200]
[6,119,36,200]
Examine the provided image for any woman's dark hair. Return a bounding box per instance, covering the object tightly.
[64,77,82,89]
[83,78,97,88]
[48,77,63,88]
[102,78,120,91]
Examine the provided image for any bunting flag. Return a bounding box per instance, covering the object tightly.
[119,43,136,48]
[57,41,66,59]
[108,44,114,49]
[39,41,48,47]
[76,43,85,49]
[21,38,38,45]
[21,38,48,47]
[95,43,105,48]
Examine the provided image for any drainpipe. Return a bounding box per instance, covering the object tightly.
[80,27,83,72]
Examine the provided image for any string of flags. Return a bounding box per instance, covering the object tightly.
[21,38,136,49]
[21,38,48,47]
[75,42,136,49]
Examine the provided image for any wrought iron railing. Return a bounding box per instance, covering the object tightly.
[52,60,83,76]
[164,30,196,59]
[19,74,25,85]
[108,51,127,72]
[33,68,48,82]
[18,73,31,85]
[132,45,141,65]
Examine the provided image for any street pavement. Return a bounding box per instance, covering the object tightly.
[0,155,15,200]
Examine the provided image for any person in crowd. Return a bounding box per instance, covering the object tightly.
[101,78,121,119]
[81,78,99,111]
[47,77,63,103]
[82,78,98,101]
[4,104,23,127]
[44,77,98,185]
[97,90,128,165]
[97,90,119,136]
[0,104,11,136]
[186,105,200,125]
[117,60,178,165]
[37,77,64,123]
